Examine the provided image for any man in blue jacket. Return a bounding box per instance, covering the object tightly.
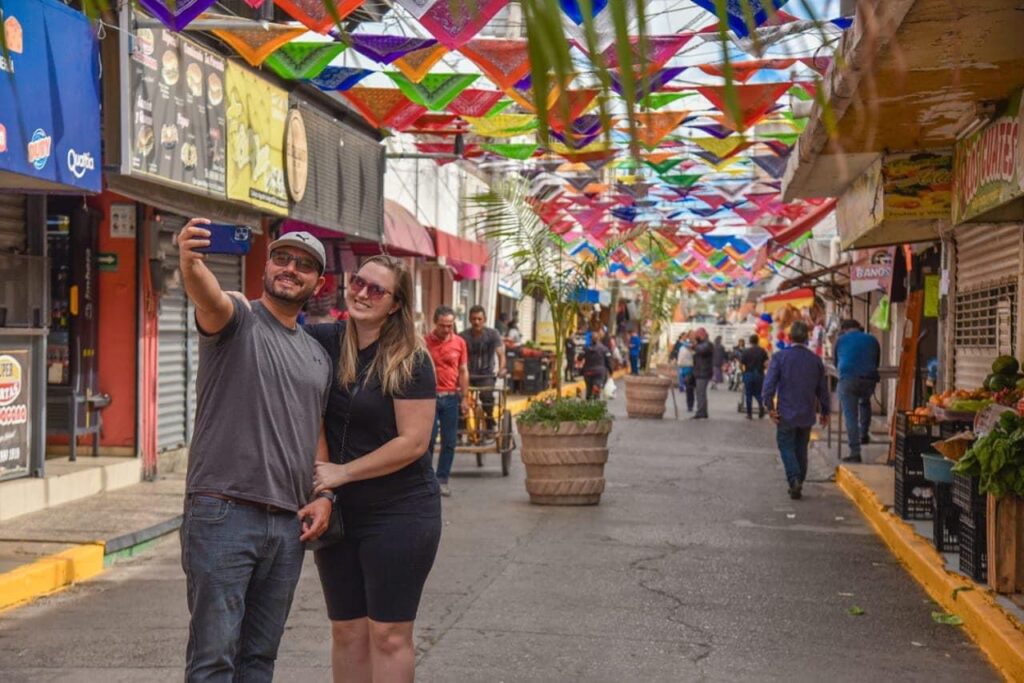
[763,321,831,500]
[834,319,881,463]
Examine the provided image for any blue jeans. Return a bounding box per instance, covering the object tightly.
[743,371,764,416]
[677,368,695,411]
[428,394,460,483]
[838,377,875,456]
[180,495,304,682]
[776,421,812,486]
[629,354,640,375]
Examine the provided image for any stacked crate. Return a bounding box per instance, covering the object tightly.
[952,470,987,582]
[894,413,938,520]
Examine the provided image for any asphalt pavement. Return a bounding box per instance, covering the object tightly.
[0,389,998,682]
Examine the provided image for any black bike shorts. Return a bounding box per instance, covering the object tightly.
[314,489,441,623]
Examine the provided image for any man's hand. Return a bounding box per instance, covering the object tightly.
[460,398,470,415]
[769,410,780,425]
[819,414,830,428]
[176,218,212,267]
[297,496,332,542]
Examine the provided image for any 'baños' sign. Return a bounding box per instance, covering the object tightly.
[953,90,1024,224]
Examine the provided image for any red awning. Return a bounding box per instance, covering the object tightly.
[761,287,815,314]
[353,200,434,258]
[427,227,489,266]
[767,199,837,246]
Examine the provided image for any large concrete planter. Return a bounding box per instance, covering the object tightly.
[623,374,672,419]
[517,419,612,505]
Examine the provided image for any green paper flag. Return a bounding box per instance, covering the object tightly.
[659,173,703,187]
[643,158,684,175]
[484,99,515,117]
[639,92,694,110]
[481,143,539,160]
[387,72,480,111]
[760,132,800,145]
[264,42,346,80]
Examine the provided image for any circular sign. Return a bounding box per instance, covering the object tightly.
[285,109,309,204]
[0,354,23,406]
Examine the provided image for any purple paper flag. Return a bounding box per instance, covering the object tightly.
[138,0,217,31]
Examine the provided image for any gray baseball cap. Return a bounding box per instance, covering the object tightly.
[268,231,326,273]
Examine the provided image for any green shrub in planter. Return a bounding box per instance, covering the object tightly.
[516,397,611,428]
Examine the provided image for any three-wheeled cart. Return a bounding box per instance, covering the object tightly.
[455,385,516,476]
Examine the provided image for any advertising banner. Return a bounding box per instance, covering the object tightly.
[127,28,227,195]
[849,247,895,296]
[0,0,101,192]
[953,90,1024,224]
[881,152,953,219]
[225,63,288,215]
[0,349,32,482]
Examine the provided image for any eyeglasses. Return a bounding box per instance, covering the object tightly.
[269,250,320,274]
[349,274,393,301]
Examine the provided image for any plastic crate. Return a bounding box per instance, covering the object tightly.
[939,420,974,439]
[932,483,960,553]
[894,469,934,520]
[895,446,925,480]
[952,471,985,519]
[958,515,988,582]
[896,412,940,438]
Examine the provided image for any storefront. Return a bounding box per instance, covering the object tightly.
[0,0,102,480]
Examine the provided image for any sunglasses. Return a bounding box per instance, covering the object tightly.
[349,274,393,301]
[269,250,320,274]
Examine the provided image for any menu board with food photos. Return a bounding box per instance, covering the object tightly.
[128,28,226,195]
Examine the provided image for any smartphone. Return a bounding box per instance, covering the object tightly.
[196,224,252,255]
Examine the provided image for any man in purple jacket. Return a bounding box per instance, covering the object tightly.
[762,321,831,500]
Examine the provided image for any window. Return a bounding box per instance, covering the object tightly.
[954,282,1017,350]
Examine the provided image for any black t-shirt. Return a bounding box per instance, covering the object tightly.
[740,345,769,374]
[305,321,437,509]
[460,326,503,378]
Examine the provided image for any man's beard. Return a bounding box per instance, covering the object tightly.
[263,272,315,304]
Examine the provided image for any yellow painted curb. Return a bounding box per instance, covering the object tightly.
[836,466,1024,682]
[0,542,105,612]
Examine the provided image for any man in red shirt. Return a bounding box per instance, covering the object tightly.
[425,305,469,497]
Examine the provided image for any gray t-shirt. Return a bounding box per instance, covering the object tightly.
[186,297,332,511]
[460,327,503,378]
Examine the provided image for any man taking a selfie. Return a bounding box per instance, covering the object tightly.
[177,219,333,681]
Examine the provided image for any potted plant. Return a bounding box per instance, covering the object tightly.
[515,397,613,505]
[622,269,678,418]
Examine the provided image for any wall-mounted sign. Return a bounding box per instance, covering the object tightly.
[0,0,101,192]
[849,247,895,296]
[953,90,1024,224]
[882,152,952,219]
[285,109,309,203]
[225,62,288,215]
[0,349,31,482]
[109,204,137,239]
[127,28,227,196]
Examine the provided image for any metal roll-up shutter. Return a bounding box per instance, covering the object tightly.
[157,247,189,451]
[185,253,243,440]
[953,224,1021,389]
[0,194,27,252]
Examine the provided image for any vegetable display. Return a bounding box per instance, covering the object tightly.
[953,411,1024,498]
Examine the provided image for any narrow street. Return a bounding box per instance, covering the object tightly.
[0,390,997,682]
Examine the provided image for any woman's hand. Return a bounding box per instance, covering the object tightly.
[313,462,352,494]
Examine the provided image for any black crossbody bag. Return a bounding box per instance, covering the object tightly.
[305,368,366,552]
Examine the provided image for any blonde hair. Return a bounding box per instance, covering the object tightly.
[338,255,428,396]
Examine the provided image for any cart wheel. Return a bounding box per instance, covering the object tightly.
[500,411,514,476]
[476,454,484,467]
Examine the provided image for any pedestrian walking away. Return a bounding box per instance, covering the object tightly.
[739,334,769,419]
[306,255,441,683]
[762,321,831,500]
[691,328,714,418]
[176,220,334,682]
[460,305,506,438]
[425,305,470,497]
[628,327,642,375]
[834,319,881,463]
[711,335,728,388]
[582,329,613,400]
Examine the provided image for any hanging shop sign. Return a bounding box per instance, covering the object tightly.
[849,247,895,296]
[126,28,227,196]
[286,96,385,242]
[953,90,1024,224]
[225,63,288,215]
[0,0,101,192]
[881,152,953,220]
[0,349,31,482]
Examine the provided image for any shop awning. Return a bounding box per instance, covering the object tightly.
[761,287,815,314]
[427,227,489,266]
[378,200,435,258]
[768,200,836,247]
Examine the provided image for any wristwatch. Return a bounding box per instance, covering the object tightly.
[316,490,336,503]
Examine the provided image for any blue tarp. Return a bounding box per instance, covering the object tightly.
[0,0,101,192]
